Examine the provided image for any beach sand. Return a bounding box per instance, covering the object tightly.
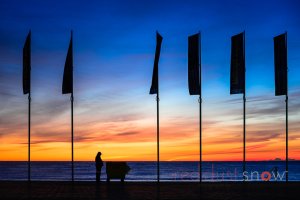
[0,181,298,200]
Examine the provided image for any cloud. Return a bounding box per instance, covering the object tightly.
[246,131,282,143]
[115,131,139,136]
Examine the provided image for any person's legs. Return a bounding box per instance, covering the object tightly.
[96,171,100,182]
[99,169,101,181]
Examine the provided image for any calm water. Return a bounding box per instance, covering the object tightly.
[0,161,299,181]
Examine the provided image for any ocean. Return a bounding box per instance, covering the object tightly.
[0,161,299,181]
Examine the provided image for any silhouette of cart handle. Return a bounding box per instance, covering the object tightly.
[106,162,130,182]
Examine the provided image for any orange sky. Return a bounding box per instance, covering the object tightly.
[1,93,300,161]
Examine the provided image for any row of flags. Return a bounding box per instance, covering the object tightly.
[24,31,287,97]
[150,32,287,96]
[22,31,74,181]
[149,31,288,182]
[23,31,73,95]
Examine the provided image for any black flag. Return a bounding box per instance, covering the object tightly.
[23,31,31,94]
[230,32,245,94]
[62,32,73,94]
[274,33,287,96]
[150,32,163,94]
[188,33,200,95]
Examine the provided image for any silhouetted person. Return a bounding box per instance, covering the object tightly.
[95,152,103,182]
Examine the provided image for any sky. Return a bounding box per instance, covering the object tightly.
[0,0,300,161]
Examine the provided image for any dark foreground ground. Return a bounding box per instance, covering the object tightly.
[0,181,299,200]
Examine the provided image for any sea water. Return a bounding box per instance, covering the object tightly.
[0,161,299,181]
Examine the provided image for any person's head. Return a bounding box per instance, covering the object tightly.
[97,152,102,157]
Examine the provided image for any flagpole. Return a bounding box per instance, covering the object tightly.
[243,31,246,181]
[27,30,31,183]
[285,31,288,182]
[243,93,246,180]
[199,97,202,182]
[198,32,202,183]
[28,93,31,182]
[150,31,161,183]
[156,93,160,182]
[71,93,74,182]
[286,94,288,182]
[70,30,74,182]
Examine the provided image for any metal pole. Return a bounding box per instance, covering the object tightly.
[285,31,288,182]
[70,30,74,182]
[243,94,246,180]
[28,94,31,182]
[243,31,246,181]
[286,95,288,182]
[71,94,74,181]
[199,32,202,183]
[199,97,202,182]
[156,94,160,183]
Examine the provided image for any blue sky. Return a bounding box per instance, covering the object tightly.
[0,0,300,161]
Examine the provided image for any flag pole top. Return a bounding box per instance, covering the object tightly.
[26,30,31,38]
[156,31,163,38]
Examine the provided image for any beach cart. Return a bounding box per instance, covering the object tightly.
[106,162,130,182]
